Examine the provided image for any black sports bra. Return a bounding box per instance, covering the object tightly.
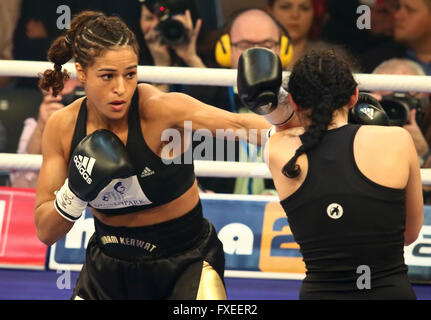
[69,89,196,214]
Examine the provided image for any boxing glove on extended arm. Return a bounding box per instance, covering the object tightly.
[54,129,136,222]
[349,93,390,126]
[237,48,294,126]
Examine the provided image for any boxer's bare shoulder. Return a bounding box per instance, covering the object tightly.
[138,83,169,120]
[43,97,83,158]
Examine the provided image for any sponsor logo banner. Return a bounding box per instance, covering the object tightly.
[0,187,429,281]
[47,194,431,282]
[0,187,47,269]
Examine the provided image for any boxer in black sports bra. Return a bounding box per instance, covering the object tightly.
[34,10,275,300]
[240,48,424,299]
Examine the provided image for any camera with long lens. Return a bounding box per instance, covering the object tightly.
[140,0,189,46]
[380,92,429,128]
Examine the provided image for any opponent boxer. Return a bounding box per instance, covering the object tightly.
[34,10,276,300]
[238,48,423,299]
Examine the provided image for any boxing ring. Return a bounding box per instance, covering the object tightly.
[1,60,431,300]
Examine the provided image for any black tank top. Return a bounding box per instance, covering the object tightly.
[280,124,409,294]
[69,89,196,214]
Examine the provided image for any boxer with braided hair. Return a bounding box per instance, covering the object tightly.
[240,48,423,299]
[39,11,139,97]
[282,50,357,177]
[35,10,272,300]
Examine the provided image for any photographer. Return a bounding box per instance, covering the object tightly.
[139,0,205,91]
[370,58,431,204]
[9,78,82,188]
[371,59,430,166]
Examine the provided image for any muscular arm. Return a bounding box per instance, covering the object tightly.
[158,91,272,146]
[402,129,424,246]
[34,112,74,246]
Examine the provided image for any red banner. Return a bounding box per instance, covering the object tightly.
[0,187,47,269]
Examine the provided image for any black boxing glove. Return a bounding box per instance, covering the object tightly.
[349,93,390,126]
[237,48,294,126]
[54,129,136,222]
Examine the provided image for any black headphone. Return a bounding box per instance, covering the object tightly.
[215,8,293,68]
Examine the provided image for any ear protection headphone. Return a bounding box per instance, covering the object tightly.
[215,8,293,69]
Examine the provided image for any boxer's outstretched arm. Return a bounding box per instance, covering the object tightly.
[157,91,272,146]
[34,112,74,246]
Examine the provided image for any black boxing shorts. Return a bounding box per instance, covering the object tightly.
[71,201,226,300]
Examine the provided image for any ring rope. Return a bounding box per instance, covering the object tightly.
[0,153,271,178]
[2,60,431,184]
[2,153,431,185]
[1,60,431,92]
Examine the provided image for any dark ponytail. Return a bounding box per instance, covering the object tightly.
[39,10,139,96]
[38,35,74,96]
[282,50,357,178]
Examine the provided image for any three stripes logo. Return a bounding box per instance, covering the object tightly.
[140,167,155,178]
[74,155,96,184]
[359,106,375,120]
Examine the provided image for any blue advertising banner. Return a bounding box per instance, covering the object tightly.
[47,194,431,283]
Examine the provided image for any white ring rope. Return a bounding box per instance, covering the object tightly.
[1,60,431,92]
[2,153,431,186]
[2,60,431,185]
[0,153,272,178]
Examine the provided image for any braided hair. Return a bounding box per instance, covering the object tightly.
[282,49,357,178]
[39,11,140,96]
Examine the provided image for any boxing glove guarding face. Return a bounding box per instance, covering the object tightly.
[68,129,136,202]
[237,48,282,115]
[349,93,390,126]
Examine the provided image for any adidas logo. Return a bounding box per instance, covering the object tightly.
[73,155,96,184]
[359,106,375,120]
[140,167,155,178]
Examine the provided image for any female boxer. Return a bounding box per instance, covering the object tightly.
[34,10,273,300]
[263,49,423,299]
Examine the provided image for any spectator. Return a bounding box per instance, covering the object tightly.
[266,0,360,71]
[138,0,222,174]
[13,0,67,88]
[361,0,431,74]
[368,0,398,38]
[393,0,431,74]
[266,0,328,69]
[0,0,22,88]
[9,78,82,189]
[195,8,292,195]
[13,0,143,88]
[138,0,208,92]
[371,58,430,163]
[370,58,431,203]
[319,0,365,54]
